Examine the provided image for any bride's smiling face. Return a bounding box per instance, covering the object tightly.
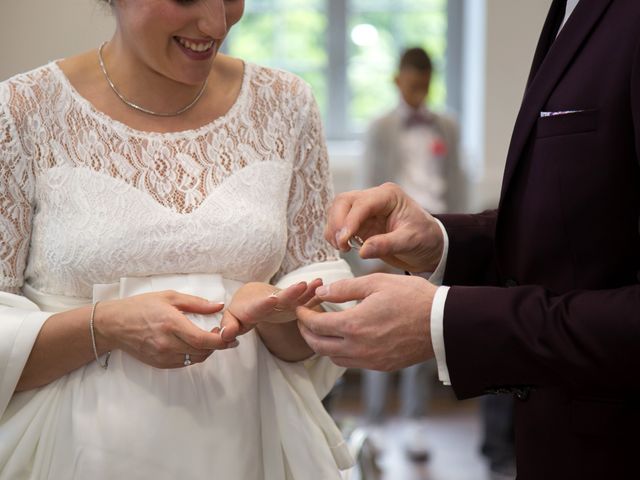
[112,0,244,85]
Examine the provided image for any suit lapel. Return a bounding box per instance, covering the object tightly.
[499,0,614,204]
[525,0,567,89]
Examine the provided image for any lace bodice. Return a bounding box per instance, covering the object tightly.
[0,61,337,298]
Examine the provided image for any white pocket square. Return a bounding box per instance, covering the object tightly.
[540,109,585,118]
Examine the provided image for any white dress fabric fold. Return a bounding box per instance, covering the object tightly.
[0,267,354,479]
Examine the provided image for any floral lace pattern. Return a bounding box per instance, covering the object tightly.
[0,62,337,297]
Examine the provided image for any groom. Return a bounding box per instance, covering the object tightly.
[297,0,640,478]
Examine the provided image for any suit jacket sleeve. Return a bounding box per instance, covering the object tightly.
[436,211,499,286]
[438,15,640,399]
[442,283,640,399]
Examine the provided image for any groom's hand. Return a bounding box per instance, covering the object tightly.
[297,274,437,370]
[325,183,444,273]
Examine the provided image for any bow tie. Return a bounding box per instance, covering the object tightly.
[404,111,433,128]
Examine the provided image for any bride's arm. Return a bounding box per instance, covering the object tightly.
[255,321,314,361]
[234,79,354,363]
[15,293,230,392]
[16,305,107,392]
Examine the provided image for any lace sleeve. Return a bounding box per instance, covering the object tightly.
[272,85,339,282]
[0,93,34,294]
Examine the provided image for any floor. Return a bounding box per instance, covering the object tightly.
[329,370,495,480]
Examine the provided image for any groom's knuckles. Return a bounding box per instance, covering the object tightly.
[296,308,322,330]
[298,325,329,354]
[297,313,329,337]
[299,326,320,351]
[300,328,342,356]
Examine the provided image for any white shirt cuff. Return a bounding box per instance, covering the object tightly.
[414,217,449,284]
[428,218,449,285]
[431,285,451,385]
[412,217,451,385]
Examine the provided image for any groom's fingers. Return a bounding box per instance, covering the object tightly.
[325,192,357,250]
[298,322,346,357]
[296,306,353,338]
[313,276,374,304]
[295,278,323,306]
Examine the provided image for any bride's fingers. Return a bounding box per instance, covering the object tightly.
[172,314,229,351]
[175,351,213,368]
[218,310,250,341]
[127,342,215,369]
[295,279,323,306]
[270,282,307,302]
[303,295,324,309]
[145,324,217,356]
[268,282,308,312]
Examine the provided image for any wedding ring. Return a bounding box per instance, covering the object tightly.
[269,289,286,311]
[269,289,280,298]
[348,235,364,250]
[183,353,192,366]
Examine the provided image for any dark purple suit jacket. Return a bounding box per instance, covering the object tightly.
[437,0,640,477]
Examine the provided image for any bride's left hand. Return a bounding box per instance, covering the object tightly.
[218,279,323,341]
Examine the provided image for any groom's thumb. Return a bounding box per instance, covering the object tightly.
[314,277,372,303]
[360,230,407,259]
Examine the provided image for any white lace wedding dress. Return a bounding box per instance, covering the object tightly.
[0,61,354,479]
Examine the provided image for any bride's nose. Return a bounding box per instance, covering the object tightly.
[197,0,228,39]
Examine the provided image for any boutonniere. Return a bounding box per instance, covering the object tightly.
[431,138,448,157]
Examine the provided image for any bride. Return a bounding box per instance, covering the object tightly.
[0,0,354,478]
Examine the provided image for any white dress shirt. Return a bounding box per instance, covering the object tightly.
[395,101,448,213]
[431,0,581,385]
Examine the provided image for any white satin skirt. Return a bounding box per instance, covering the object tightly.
[0,265,354,480]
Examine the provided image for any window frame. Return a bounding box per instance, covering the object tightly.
[226,0,463,143]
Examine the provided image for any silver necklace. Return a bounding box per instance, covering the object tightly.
[98,42,207,117]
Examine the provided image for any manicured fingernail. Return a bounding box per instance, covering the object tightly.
[335,227,347,245]
[228,340,240,348]
[210,301,225,306]
[316,286,329,297]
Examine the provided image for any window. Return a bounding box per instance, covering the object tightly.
[227,0,450,140]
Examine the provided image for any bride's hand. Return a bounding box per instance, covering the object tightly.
[219,280,323,340]
[94,291,232,369]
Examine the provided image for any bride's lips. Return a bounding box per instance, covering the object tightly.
[174,36,216,61]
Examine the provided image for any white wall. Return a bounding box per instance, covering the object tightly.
[1,0,551,210]
[0,0,115,81]
[463,0,551,210]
